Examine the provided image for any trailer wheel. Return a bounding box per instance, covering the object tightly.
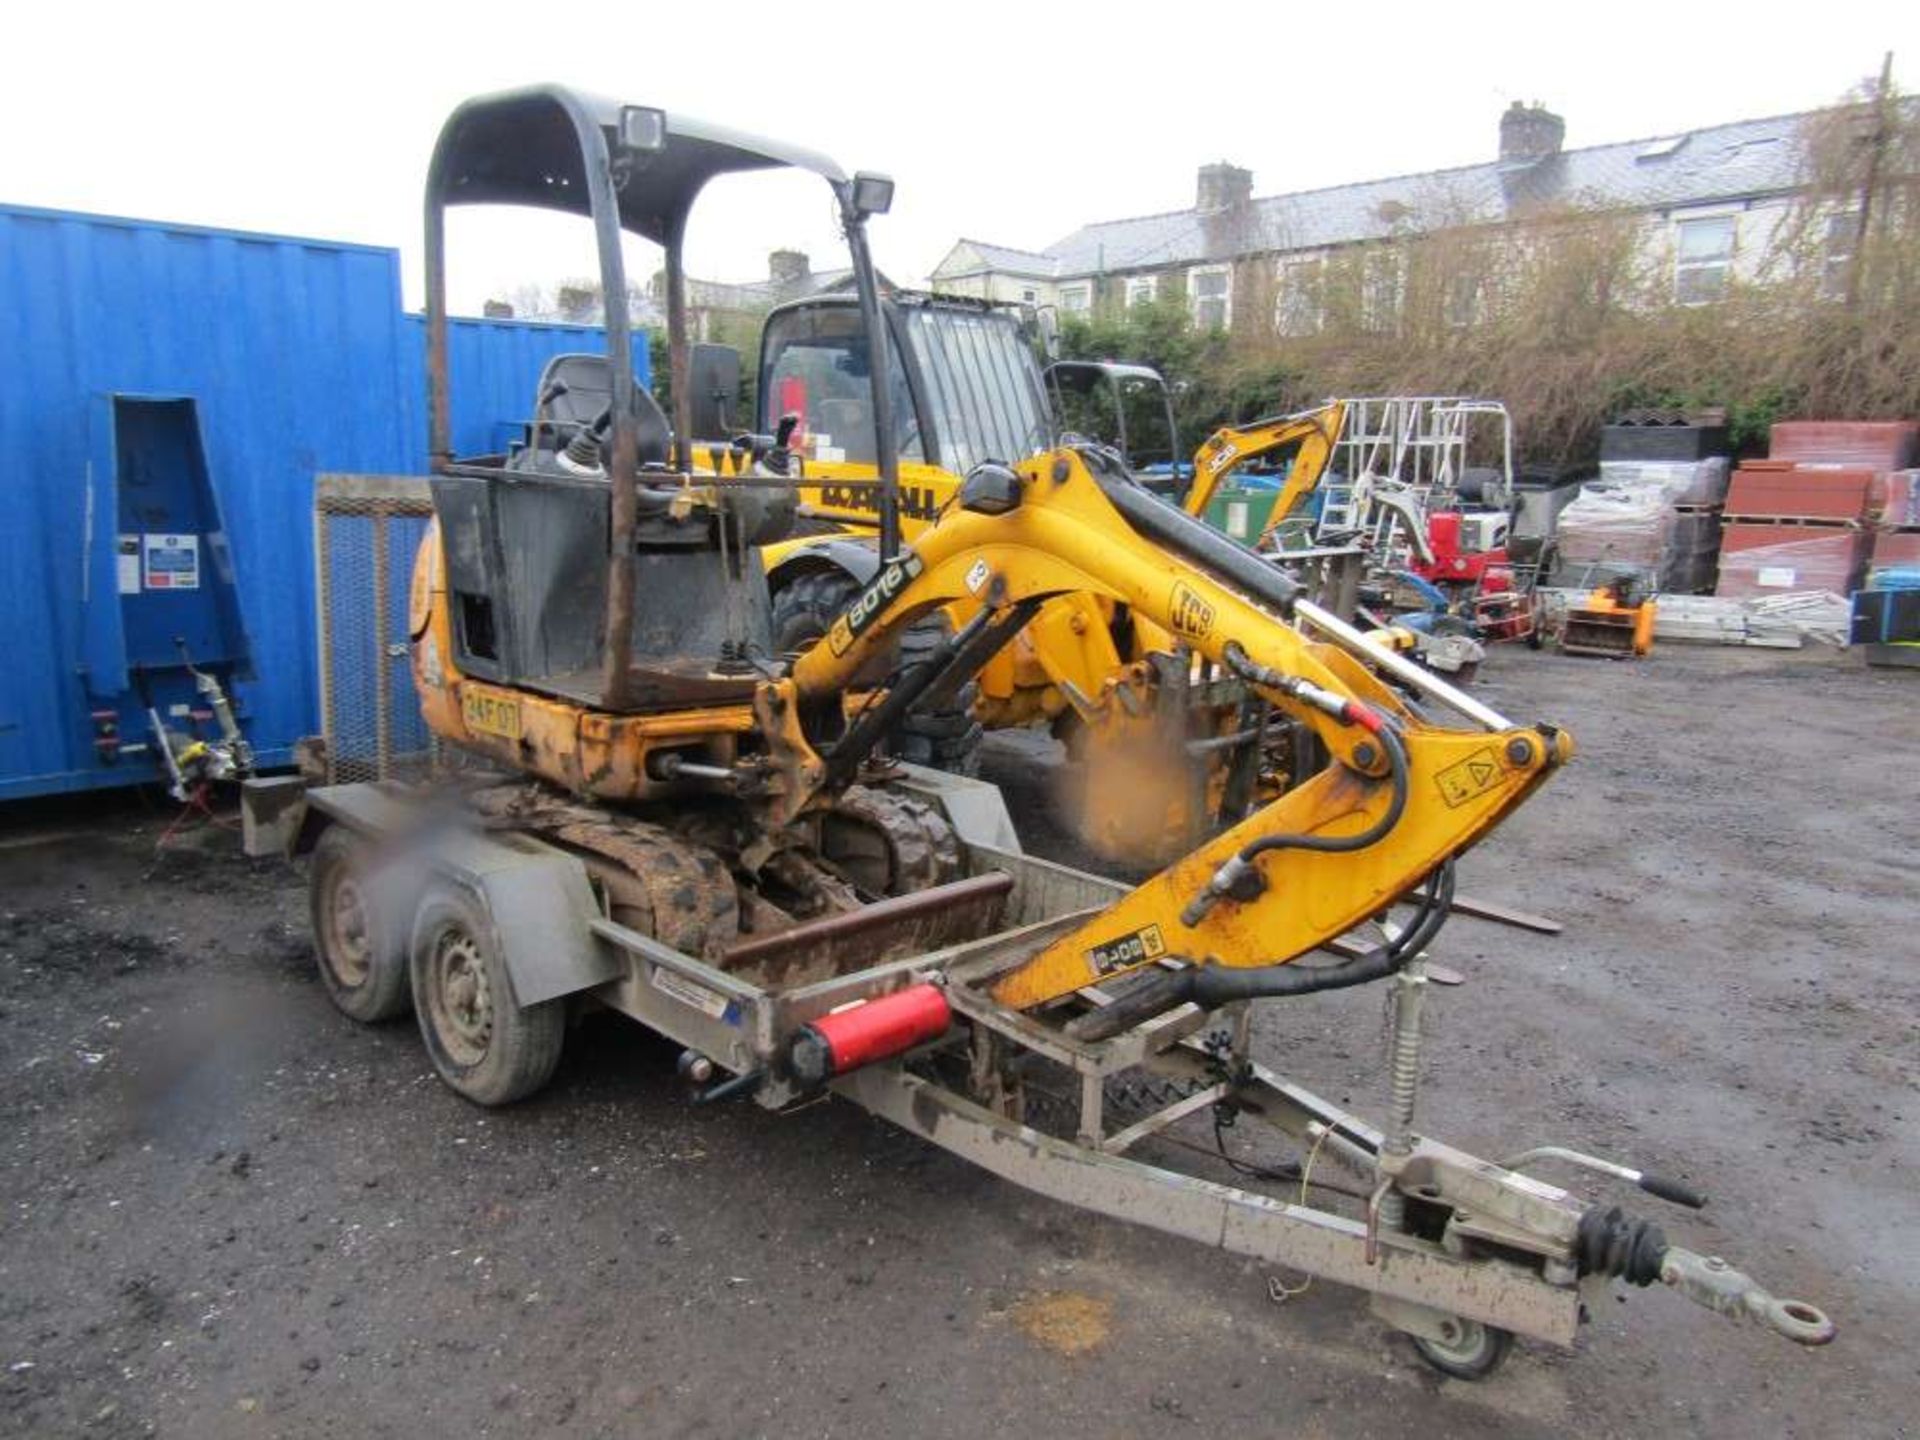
[1409,1317,1513,1381]
[409,888,564,1106]
[309,826,410,1022]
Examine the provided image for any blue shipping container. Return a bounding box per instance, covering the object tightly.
[0,202,643,800]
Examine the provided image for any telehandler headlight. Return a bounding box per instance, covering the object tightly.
[959,462,1022,516]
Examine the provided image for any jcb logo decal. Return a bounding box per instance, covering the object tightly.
[1087,923,1167,976]
[1169,582,1215,641]
[828,553,925,656]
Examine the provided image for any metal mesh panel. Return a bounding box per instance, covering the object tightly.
[314,474,438,784]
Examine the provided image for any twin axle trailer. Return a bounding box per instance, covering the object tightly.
[290,763,1833,1381]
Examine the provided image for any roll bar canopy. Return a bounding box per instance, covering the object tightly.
[427,86,849,244]
[422,84,901,710]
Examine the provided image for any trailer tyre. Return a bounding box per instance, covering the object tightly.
[409,888,564,1106]
[310,825,410,1023]
[1409,1318,1513,1381]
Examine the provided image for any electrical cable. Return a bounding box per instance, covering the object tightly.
[1267,1121,1333,1303]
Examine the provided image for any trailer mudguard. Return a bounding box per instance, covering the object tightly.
[305,783,616,1007]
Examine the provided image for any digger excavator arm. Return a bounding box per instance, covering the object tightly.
[1182,401,1346,544]
[767,445,1568,1010]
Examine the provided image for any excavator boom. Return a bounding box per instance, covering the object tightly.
[775,444,1565,1008]
[1183,401,1346,543]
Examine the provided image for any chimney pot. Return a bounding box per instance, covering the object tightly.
[769,249,811,285]
[1499,101,1565,164]
[1196,162,1253,215]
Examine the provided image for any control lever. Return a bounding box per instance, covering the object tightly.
[760,412,802,477]
[1501,1144,1708,1209]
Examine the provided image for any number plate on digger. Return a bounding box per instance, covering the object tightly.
[461,689,523,741]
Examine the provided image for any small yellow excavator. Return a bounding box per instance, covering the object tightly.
[298,86,1831,1383]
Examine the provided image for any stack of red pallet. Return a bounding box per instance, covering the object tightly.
[1715,422,1919,599]
[1871,470,1920,571]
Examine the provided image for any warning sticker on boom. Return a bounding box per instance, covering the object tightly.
[1086,923,1167,976]
[1434,747,1504,808]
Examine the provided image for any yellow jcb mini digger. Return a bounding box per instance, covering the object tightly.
[298,85,1831,1381]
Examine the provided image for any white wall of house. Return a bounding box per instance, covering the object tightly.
[930,243,1056,306]
[934,270,1058,305]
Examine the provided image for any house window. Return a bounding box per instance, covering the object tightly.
[1821,212,1858,300]
[1362,249,1403,333]
[1445,273,1483,329]
[1189,265,1231,330]
[1021,287,1037,303]
[1275,260,1321,336]
[1674,215,1736,304]
[1059,283,1092,314]
[1125,274,1158,307]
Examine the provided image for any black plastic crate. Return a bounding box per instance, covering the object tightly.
[1601,421,1728,462]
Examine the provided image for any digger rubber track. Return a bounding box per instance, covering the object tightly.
[464,785,740,958]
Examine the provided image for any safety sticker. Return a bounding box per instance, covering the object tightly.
[1434,747,1504,808]
[143,533,200,591]
[1168,581,1214,642]
[650,963,734,1021]
[1087,922,1167,976]
[964,558,991,595]
[116,535,142,595]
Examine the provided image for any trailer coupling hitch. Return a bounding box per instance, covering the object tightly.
[1658,1245,1836,1346]
[1577,1206,1835,1346]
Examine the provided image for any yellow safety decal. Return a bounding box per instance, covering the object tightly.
[1086,922,1167,975]
[1435,747,1504,808]
[1169,582,1215,642]
[826,615,856,658]
[462,689,523,741]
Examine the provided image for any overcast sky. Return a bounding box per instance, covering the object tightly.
[2,0,1912,313]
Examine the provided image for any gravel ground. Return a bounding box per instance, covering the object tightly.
[1,644,1915,1439]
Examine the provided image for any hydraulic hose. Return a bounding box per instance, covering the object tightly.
[1178,643,1412,930]
[1082,451,1304,619]
[1236,721,1408,864]
[1188,858,1452,1006]
[1068,861,1455,1040]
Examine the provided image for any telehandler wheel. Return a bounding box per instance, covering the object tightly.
[771,567,861,658]
[891,614,983,777]
[409,888,564,1106]
[309,825,410,1023]
[771,567,983,776]
[1409,1317,1514,1381]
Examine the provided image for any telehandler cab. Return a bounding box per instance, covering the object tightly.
[298,84,1832,1381]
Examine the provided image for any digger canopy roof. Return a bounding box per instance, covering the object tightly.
[427,85,852,244]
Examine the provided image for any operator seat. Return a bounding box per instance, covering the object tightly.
[527,352,671,467]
